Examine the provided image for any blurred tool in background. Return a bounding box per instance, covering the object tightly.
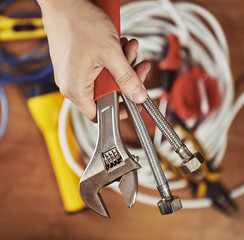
[153,33,181,146]
[0,0,244,216]
[0,0,53,85]
[0,0,85,213]
[0,14,45,41]
[27,83,85,213]
[0,0,52,141]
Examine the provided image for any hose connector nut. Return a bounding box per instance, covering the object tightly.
[180,152,204,174]
[157,196,182,215]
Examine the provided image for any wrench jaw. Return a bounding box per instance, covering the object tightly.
[79,176,110,218]
[119,170,138,208]
[79,152,110,218]
[79,152,140,218]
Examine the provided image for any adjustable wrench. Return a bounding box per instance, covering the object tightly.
[79,0,140,218]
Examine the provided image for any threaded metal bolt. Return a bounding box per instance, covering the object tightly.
[142,95,204,173]
[121,93,182,214]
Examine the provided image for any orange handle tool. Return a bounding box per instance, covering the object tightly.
[158,34,181,71]
[93,0,121,101]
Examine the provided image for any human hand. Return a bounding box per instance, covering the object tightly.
[37,0,150,120]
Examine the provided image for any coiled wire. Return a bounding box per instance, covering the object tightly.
[58,0,244,208]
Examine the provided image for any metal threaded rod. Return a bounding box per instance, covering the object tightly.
[142,96,184,151]
[121,93,169,192]
[157,183,172,200]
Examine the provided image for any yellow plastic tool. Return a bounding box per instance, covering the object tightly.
[0,15,46,41]
[27,92,86,212]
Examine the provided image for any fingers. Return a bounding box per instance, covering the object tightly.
[119,102,129,120]
[58,78,97,121]
[122,38,151,82]
[134,60,151,83]
[102,38,148,104]
[75,94,97,122]
[119,38,151,120]
[121,38,138,65]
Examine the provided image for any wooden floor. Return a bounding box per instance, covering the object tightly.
[0,0,244,239]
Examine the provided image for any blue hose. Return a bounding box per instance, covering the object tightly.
[0,0,54,141]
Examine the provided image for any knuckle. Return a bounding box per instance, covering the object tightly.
[77,96,96,121]
[80,84,94,101]
[116,69,136,88]
[58,81,72,99]
[100,37,120,62]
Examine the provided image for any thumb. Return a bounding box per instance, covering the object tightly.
[104,47,147,103]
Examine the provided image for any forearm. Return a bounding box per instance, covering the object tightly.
[37,0,85,13]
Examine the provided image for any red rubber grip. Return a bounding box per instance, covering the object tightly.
[92,0,120,101]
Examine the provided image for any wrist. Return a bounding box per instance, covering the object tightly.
[37,0,85,12]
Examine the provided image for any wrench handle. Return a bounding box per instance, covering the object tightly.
[92,0,120,101]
